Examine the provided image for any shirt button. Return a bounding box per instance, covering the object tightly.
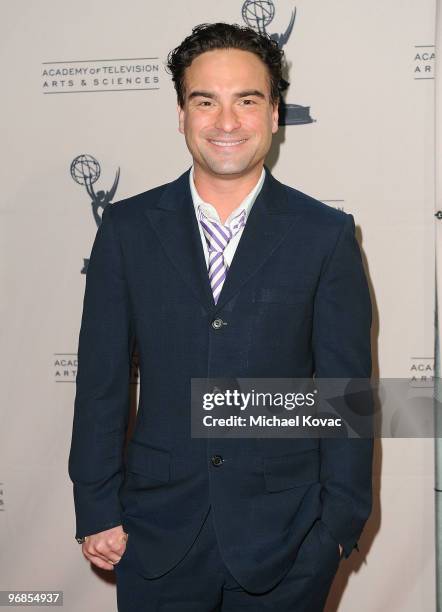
[211,455,224,467]
[211,318,225,329]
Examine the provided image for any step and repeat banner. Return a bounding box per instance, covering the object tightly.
[0,1,438,610]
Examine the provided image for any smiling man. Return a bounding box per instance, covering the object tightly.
[68,22,373,612]
[177,44,278,226]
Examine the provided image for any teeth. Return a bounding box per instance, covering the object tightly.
[210,139,246,147]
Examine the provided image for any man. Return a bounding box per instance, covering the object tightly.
[68,22,373,611]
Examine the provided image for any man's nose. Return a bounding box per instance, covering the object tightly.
[214,106,241,132]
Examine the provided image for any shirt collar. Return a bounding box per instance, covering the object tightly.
[189,164,266,226]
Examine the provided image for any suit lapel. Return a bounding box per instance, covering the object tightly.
[144,165,301,313]
[144,171,214,308]
[214,169,301,310]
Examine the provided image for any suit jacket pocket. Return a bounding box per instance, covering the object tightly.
[126,440,171,483]
[263,448,320,492]
[252,285,312,305]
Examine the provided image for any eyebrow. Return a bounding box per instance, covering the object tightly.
[187,89,266,101]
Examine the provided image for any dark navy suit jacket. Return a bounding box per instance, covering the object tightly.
[68,165,373,593]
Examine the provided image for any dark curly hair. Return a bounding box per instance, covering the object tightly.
[165,22,285,108]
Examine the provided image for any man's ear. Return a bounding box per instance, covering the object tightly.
[178,104,185,134]
[271,100,279,133]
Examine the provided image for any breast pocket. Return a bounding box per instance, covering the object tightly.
[252,285,312,306]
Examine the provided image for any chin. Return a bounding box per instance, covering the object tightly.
[205,158,253,176]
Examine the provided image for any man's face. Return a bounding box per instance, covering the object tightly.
[178,48,279,178]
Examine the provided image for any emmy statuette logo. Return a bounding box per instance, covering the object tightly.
[70,154,120,274]
[241,0,314,125]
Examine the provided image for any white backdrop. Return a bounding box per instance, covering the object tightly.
[0,1,437,610]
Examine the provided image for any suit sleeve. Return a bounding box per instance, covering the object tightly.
[312,212,373,559]
[68,203,135,539]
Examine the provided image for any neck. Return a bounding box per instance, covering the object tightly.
[193,163,263,224]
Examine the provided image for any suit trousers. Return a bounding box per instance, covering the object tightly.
[114,506,341,611]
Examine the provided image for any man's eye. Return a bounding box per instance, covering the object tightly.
[199,100,212,106]
[242,99,255,105]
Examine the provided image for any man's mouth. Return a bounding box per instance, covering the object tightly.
[208,139,247,147]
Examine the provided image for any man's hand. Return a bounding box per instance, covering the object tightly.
[81,525,128,570]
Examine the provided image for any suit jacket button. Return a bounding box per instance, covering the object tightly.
[211,455,224,467]
[211,318,225,329]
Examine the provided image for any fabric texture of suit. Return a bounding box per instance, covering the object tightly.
[68,164,373,594]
